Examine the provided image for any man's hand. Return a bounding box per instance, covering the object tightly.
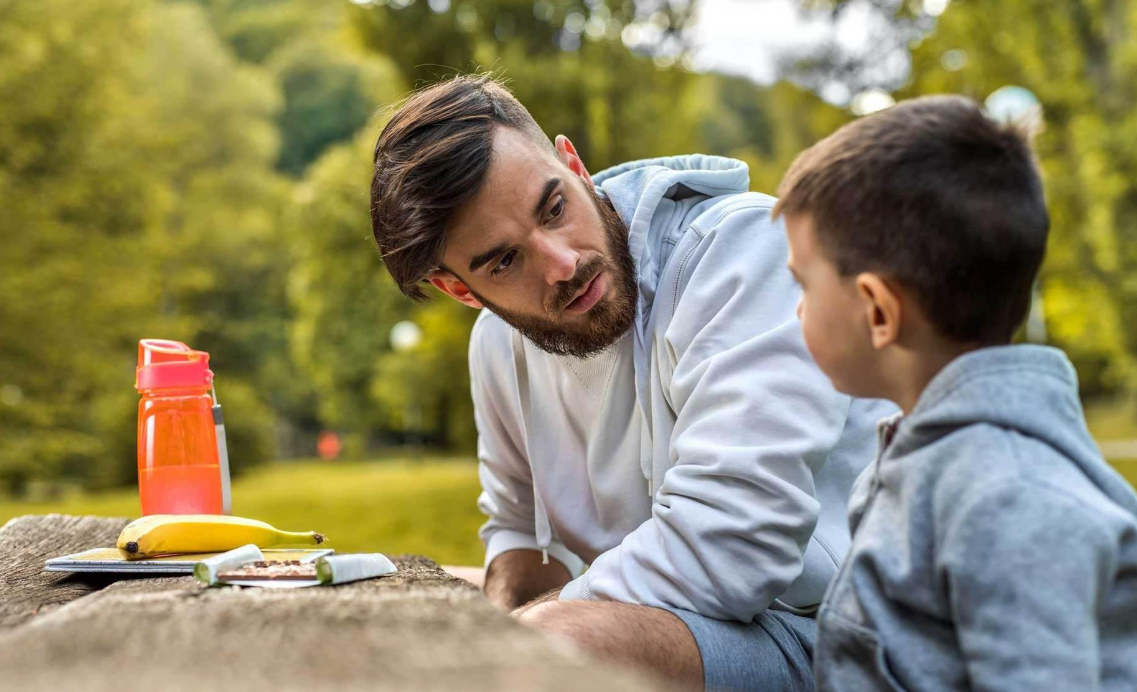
[510,588,562,618]
[484,549,570,610]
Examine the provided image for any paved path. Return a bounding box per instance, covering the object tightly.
[0,514,676,692]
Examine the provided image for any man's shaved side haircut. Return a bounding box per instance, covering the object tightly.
[775,95,1049,345]
[370,74,551,300]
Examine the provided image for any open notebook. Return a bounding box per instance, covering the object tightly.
[44,548,335,574]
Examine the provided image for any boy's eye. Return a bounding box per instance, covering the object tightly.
[491,250,516,276]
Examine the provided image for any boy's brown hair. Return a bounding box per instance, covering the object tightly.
[774,95,1049,345]
[370,74,549,300]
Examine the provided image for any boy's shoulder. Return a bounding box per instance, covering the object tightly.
[919,422,1135,547]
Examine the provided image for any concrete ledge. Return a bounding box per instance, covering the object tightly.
[0,515,675,691]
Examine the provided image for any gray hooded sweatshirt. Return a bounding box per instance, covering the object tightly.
[816,345,1137,692]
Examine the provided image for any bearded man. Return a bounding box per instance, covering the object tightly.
[369,75,891,692]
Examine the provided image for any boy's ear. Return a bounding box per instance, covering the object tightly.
[555,135,594,188]
[855,273,901,350]
[428,269,483,309]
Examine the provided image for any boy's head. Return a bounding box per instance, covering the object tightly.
[370,74,637,359]
[775,95,1049,400]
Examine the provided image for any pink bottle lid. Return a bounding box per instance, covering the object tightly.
[135,339,214,391]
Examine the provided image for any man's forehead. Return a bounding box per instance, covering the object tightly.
[484,128,560,196]
[443,129,562,261]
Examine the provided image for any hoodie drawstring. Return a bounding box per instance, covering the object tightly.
[533,474,552,565]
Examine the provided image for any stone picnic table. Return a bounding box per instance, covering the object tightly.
[0,514,676,692]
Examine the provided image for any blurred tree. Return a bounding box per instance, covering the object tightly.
[288,130,411,450]
[268,39,403,176]
[187,0,406,176]
[0,0,284,492]
[185,0,329,64]
[348,0,696,90]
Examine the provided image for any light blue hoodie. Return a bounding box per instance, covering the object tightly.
[816,345,1137,691]
[472,155,894,620]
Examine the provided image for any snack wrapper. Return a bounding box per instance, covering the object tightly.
[193,544,264,585]
[315,554,397,585]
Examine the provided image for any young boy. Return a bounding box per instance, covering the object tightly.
[775,95,1137,691]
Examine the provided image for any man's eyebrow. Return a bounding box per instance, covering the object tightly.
[468,241,511,273]
[467,178,561,273]
[533,177,560,218]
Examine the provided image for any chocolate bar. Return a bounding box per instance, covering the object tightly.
[216,560,318,581]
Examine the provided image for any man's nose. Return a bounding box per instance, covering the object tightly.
[534,234,580,285]
[796,299,803,320]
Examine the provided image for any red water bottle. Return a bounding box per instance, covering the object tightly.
[135,339,227,515]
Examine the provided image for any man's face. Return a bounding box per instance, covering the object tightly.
[784,212,879,397]
[435,128,637,358]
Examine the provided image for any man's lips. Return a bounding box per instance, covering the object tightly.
[564,271,607,314]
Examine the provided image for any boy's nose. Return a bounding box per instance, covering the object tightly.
[796,300,803,320]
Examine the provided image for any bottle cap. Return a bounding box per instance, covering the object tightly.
[135,339,214,391]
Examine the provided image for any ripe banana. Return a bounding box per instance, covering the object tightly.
[117,514,326,559]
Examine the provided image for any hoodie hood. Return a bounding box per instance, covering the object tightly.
[593,155,750,317]
[890,345,1137,516]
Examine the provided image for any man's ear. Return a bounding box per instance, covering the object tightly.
[428,269,484,309]
[855,273,901,350]
[555,135,594,188]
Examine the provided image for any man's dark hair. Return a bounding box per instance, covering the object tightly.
[370,74,549,300]
[774,95,1049,345]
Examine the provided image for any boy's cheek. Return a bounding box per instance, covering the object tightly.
[801,314,852,393]
[800,318,830,371]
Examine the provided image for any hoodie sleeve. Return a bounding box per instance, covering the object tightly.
[470,315,585,576]
[559,201,851,621]
[939,480,1116,692]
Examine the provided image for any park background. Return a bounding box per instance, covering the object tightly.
[2,0,1136,565]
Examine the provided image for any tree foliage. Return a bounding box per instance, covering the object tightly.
[17,0,1122,494]
[0,0,284,491]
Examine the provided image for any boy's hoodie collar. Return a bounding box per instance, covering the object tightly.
[885,345,1137,515]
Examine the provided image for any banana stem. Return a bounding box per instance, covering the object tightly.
[275,531,326,546]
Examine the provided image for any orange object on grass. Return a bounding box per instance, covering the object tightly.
[317,431,341,461]
[135,339,223,516]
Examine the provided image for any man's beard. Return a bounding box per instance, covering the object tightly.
[473,187,638,359]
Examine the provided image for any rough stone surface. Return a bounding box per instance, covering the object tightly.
[0,513,129,627]
[0,515,678,692]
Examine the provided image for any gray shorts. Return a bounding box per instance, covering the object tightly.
[669,608,817,692]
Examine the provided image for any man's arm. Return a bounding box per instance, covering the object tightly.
[484,549,570,610]
[469,314,585,609]
[559,201,851,620]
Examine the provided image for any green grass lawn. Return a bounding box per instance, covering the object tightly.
[3,443,1135,569]
[1085,398,1137,488]
[1111,460,1137,488]
[0,457,487,566]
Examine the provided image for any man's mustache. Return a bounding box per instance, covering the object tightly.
[545,256,605,315]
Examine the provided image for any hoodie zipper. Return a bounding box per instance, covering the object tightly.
[820,416,901,606]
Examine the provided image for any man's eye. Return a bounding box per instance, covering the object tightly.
[491,250,516,276]
[548,198,565,221]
